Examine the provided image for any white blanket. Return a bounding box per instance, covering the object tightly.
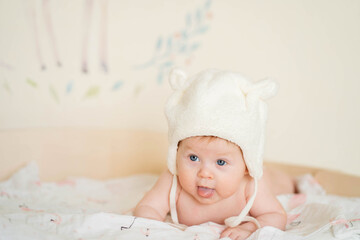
[1,163,359,240]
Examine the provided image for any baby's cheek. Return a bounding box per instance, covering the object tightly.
[179,177,196,195]
[217,178,240,198]
[178,169,195,188]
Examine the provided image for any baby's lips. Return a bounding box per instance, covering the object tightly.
[197,186,215,198]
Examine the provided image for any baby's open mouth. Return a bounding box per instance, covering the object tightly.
[197,186,215,198]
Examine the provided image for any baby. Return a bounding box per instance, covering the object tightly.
[134,69,294,240]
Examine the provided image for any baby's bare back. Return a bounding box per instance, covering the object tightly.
[263,167,296,195]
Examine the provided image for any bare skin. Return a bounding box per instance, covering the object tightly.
[134,136,294,240]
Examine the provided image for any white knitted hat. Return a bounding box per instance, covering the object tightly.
[165,68,278,227]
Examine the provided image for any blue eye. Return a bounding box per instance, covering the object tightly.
[189,155,199,161]
[217,159,226,166]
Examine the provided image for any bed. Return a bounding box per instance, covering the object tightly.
[1,128,360,239]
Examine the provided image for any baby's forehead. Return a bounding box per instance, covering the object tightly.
[179,136,243,152]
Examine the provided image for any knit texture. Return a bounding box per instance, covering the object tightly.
[165,68,277,179]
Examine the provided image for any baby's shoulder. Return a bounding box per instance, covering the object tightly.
[243,174,258,199]
[243,174,274,200]
[157,171,183,202]
[150,170,175,196]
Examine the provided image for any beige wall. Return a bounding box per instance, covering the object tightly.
[0,0,359,176]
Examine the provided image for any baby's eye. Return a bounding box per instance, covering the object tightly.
[189,155,199,162]
[217,159,227,166]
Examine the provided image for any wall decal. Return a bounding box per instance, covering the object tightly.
[135,0,213,84]
[26,78,38,88]
[49,85,60,103]
[83,86,100,99]
[30,0,62,71]
[112,80,123,91]
[81,0,109,74]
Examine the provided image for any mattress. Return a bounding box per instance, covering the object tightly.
[1,163,359,240]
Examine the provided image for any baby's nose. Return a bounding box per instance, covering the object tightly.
[198,165,214,179]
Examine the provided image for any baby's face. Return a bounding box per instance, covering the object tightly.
[176,136,247,205]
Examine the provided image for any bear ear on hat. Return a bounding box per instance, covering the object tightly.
[251,79,278,100]
[169,68,188,90]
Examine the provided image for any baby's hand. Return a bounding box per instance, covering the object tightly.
[220,226,254,240]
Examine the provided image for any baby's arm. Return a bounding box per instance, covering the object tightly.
[221,177,287,240]
[133,170,173,221]
[248,174,287,229]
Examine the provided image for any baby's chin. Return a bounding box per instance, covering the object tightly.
[194,196,218,205]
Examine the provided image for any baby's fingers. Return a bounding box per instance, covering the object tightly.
[220,227,252,240]
[220,227,232,239]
